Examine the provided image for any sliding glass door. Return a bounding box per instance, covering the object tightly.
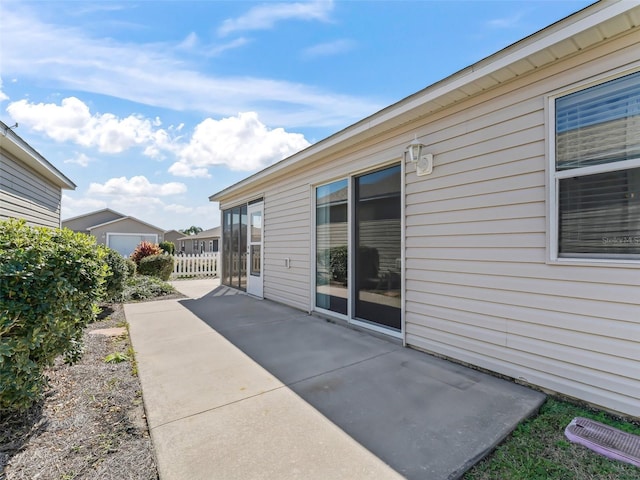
[314,164,402,332]
[354,165,402,330]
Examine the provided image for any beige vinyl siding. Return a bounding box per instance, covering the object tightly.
[404,30,640,416]
[1,152,62,228]
[213,21,640,416]
[263,183,311,310]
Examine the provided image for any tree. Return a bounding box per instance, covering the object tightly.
[181,226,203,236]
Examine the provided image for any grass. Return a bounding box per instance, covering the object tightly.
[464,397,640,480]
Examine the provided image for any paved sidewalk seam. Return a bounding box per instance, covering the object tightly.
[285,349,398,388]
[147,384,288,430]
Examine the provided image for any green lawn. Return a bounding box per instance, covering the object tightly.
[464,397,640,480]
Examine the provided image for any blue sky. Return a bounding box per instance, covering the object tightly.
[0,0,594,230]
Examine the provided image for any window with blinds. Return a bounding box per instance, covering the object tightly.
[554,70,640,259]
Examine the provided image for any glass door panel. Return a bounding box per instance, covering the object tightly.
[354,164,401,330]
[247,203,263,297]
[239,205,247,290]
[222,204,248,291]
[316,179,348,315]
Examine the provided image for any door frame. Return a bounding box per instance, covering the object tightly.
[246,201,264,298]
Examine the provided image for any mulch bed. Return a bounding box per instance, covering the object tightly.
[0,304,158,480]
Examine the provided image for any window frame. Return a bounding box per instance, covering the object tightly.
[547,65,640,265]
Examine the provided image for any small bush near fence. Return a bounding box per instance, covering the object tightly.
[125,258,137,277]
[159,241,175,255]
[103,247,130,302]
[139,254,174,281]
[0,219,108,412]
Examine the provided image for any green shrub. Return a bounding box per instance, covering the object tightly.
[130,241,162,266]
[102,247,129,302]
[159,241,175,255]
[138,254,174,281]
[0,219,108,411]
[113,275,176,302]
[125,258,137,277]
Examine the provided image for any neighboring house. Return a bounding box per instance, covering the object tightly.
[163,229,184,253]
[62,208,165,257]
[176,227,221,254]
[0,121,76,227]
[210,1,640,418]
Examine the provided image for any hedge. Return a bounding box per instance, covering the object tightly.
[102,247,130,302]
[138,254,174,281]
[0,219,108,411]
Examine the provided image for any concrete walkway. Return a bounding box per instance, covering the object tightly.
[126,279,545,480]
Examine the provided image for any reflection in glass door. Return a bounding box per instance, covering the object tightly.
[316,179,348,315]
[354,164,401,330]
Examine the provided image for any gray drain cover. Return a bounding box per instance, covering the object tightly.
[565,417,640,468]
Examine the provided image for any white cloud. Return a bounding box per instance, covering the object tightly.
[169,112,310,177]
[61,194,107,220]
[165,204,194,214]
[177,32,199,50]
[6,97,174,154]
[0,77,8,103]
[64,152,93,167]
[303,39,355,59]
[487,11,526,29]
[88,175,187,196]
[5,94,307,176]
[0,3,379,129]
[206,37,251,56]
[218,0,333,37]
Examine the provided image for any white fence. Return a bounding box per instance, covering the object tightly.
[172,253,220,278]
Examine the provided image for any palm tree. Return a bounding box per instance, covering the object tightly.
[181,226,203,236]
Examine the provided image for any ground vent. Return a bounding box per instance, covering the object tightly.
[565,417,640,468]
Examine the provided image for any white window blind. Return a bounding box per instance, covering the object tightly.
[556,72,640,170]
[555,71,640,259]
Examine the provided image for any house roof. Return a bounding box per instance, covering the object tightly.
[210,1,639,202]
[87,216,165,233]
[62,208,126,224]
[0,120,76,190]
[176,226,221,241]
[62,208,165,233]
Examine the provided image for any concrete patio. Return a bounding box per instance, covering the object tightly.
[125,278,546,480]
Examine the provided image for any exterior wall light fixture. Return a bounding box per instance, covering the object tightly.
[404,136,433,176]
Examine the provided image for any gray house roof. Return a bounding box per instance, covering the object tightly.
[62,208,164,233]
[86,216,165,233]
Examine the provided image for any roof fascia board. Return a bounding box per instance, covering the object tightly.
[210,1,633,202]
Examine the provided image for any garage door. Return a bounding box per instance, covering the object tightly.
[107,233,158,257]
